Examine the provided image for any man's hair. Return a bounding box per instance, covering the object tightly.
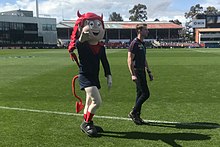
[136,23,147,33]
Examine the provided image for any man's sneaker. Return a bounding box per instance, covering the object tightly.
[80,121,97,137]
[128,111,143,125]
[136,112,147,124]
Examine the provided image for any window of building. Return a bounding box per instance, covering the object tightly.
[24,23,37,31]
[10,23,17,30]
[0,22,2,30]
[3,22,10,31]
[16,23,24,30]
[42,24,56,31]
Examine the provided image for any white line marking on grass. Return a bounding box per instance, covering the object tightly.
[188,49,220,53]
[0,106,83,116]
[0,106,219,128]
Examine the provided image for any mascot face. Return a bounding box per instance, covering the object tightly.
[68,11,105,51]
[76,11,105,43]
[82,19,105,42]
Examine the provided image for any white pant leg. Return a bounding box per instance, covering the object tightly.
[84,92,92,114]
[84,86,102,114]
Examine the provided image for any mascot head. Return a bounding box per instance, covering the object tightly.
[68,11,105,51]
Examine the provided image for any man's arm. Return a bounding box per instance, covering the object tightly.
[145,59,150,72]
[127,51,137,81]
[145,59,154,81]
[100,47,112,89]
[101,48,111,76]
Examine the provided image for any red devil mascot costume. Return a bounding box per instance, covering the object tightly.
[68,11,112,137]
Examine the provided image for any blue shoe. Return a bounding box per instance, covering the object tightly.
[80,121,97,137]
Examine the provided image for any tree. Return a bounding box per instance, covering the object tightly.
[129,4,147,21]
[154,18,160,21]
[109,12,123,21]
[184,4,203,41]
[169,19,182,25]
[204,6,219,15]
[184,4,220,41]
[184,4,203,19]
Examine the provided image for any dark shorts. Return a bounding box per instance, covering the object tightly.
[78,74,101,90]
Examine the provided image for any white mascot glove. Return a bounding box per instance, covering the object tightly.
[106,75,112,90]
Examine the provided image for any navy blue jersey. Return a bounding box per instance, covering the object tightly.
[76,40,111,89]
[128,38,146,69]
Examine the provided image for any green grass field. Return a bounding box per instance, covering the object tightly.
[0,48,220,147]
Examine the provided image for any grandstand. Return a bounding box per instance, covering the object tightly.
[56,20,183,48]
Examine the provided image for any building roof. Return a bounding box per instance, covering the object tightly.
[57,20,183,29]
[196,28,220,32]
[0,9,33,17]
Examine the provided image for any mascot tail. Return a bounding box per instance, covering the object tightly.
[72,75,84,113]
[71,53,84,113]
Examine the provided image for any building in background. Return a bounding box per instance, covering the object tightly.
[57,20,183,48]
[193,14,220,48]
[1,9,220,49]
[0,10,57,48]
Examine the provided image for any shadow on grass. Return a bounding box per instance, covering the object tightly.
[101,131,211,147]
[142,121,220,129]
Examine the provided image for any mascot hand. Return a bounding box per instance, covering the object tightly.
[106,75,112,89]
[79,31,90,42]
[131,75,137,81]
[69,52,80,67]
[69,52,76,61]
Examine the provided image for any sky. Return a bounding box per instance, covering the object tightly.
[1,0,220,25]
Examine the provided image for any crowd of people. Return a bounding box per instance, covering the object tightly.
[104,41,129,49]
[103,41,203,49]
[154,41,203,48]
